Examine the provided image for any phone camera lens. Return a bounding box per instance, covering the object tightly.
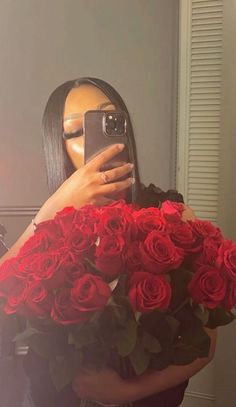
[105,113,126,136]
[107,118,116,130]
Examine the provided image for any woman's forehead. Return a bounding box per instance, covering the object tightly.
[63,84,114,119]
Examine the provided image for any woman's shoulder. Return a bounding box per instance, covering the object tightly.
[136,183,184,208]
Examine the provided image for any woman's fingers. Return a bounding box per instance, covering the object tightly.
[99,162,134,184]
[94,196,115,206]
[88,144,125,171]
[99,176,135,196]
[181,205,196,222]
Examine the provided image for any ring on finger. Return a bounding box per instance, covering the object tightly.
[100,171,109,184]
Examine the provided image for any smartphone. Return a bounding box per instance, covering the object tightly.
[84,110,135,202]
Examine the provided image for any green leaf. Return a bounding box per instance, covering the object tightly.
[142,332,162,354]
[135,311,142,322]
[13,327,43,343]
[83,342,109,369]
[194,305,210,325]
[72,324,97,349]
[165,315,181,341]
[68,332,76,346]
[140,311,180,348]
[49,351,82,392]
[129,342,150,375]
[117,319,137,357]
[170,267,193,308]
[109,278,119,292]
[150,348,173,371]
[175,323,211,358]
[28,333,55,359]
[84,257,103,276]
[112,274,128,298]
[107,296,117,306]
[206,306,236,329]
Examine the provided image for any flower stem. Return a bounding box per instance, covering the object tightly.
[171,297,191,316]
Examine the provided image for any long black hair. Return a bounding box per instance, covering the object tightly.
[42,77,140,196]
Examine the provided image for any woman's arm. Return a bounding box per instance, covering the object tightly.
[0,144,132,266]
[72,327,217,405]
[129,327,217,402]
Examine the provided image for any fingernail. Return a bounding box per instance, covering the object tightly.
[117,143,125,150]
[128,163,134,169]
[130,177,135,184]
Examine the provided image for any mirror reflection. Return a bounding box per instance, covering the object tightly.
[0,1,235,407]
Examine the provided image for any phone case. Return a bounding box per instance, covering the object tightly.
[84,110,129,171]
[84,110,135,203]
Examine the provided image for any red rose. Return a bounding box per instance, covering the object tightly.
[71,274,111,311]
[134,207,167,237]
[17,256,36,279]
[3,276,28,314]
[188,266,227,309]
[139,231,184,274]
[216,240,236,281]
[54,206,77,236]
[23,281,53,318]
[18,231,51,258]
[160,200,185,223]
[222,282,236,311]
[72,205,100,238]
[0,259,26,311]
[192,237,219,270]
[104,200,134,211]
[51,274,111,325]
[71,205,101,240]
[33,219,62,242]
[51,288,87,325]
[95,234,125,279]
[20,251,61,281]
[96,205,136,241]
[169,221,202,255]
[128,271,171,312]
[125,241,143,273]
[65,225,96,261]
[189,219,223,243]
[65,261,89,286]
[0,257,17,282]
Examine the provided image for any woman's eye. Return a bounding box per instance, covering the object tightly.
[64,117,83,133]
[63,128,83,140]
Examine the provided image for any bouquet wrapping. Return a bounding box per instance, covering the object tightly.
[0,200,235,406]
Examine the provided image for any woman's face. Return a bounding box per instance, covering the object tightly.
[63,84,115,169]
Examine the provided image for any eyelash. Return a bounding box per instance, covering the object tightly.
[63,128,83,140]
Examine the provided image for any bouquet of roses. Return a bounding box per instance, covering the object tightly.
[0,200,235,395]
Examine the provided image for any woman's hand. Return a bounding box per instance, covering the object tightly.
[35,144,134,223]
[72,366,134,405]
[0,145,134,263]
[181,204,196,222]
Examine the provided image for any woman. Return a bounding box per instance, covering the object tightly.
[0,77,217,407]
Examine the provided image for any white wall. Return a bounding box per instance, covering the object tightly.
[215,0,236,405]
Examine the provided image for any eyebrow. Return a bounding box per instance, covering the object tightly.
[64,101,115,121]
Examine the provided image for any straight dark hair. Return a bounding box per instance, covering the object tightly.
[42,77,140,197]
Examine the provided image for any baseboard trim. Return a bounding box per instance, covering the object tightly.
[185,390,215,401]
[0,207,40,216]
